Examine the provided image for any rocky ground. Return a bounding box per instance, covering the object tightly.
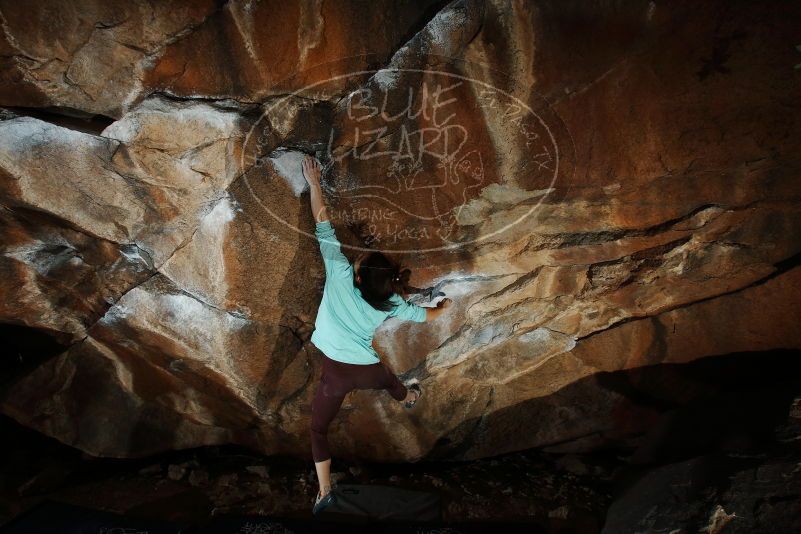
[0,413,614,531]
[2,350,800,533]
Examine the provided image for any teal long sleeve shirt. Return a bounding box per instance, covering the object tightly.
[309,220,427,364]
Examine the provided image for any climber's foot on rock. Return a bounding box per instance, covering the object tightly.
[404,383,422,409]
[313,486,336,515]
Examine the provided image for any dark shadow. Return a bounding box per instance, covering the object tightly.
[0,323,68,394]
[427,349,801,463]
[1,106,115,135]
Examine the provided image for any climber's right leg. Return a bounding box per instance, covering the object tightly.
[352,360,409,402]
[374,364,420,406]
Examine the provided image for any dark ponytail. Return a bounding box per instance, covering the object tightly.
[355,252,408,312]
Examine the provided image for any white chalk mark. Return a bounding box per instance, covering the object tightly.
[269,150,309,197]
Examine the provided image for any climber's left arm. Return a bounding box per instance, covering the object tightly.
[303,155,350,279]
[302,155,328,223]
[314,220,352,279]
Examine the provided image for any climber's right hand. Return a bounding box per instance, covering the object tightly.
[425,297,452,322]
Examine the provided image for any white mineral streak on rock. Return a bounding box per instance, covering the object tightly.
[505,327,578,378]
[602,183,621,195]
[519,326,566,346]
[66,31,145,116]
[418,266,588,374]
[269,150,309,196]
[228,2,262,71]
[0,117,141,244]
[1,255,87,338]
[161,194,238,309]
[455,183,553,225]
[422,267,579,373]
[92,337,137,399]
[96,97,245,265]
[425,5,465,48]
[376,271,517,365]
[5,241,74,276]
[0,10,27,57]
[164,391,207,427]
[260,96,308,140]
[363,0,478,94]
[102,98,241,162]
[119,245,153,269]
[0,2,216,117]
[373,68,400,91]
[100,277,248,386]
[297,0,324,66]
[647,1,657,21]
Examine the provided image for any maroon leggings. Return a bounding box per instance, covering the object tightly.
[310,355,408,463]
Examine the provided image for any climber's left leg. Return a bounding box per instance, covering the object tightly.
[310,377,346,463]
[310,359,348,495]
[313,458,332,499]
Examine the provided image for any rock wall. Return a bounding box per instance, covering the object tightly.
[1,0,800,460]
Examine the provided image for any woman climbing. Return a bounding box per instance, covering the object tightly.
[301,155,452,515]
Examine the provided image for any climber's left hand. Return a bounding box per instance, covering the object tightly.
[302,154,322,187]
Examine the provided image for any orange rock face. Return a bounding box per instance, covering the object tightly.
[1,0,800,460]
[144,0,446,102]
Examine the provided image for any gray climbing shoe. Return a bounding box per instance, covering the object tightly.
[313,487,337,515]
[404,383,422,409]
